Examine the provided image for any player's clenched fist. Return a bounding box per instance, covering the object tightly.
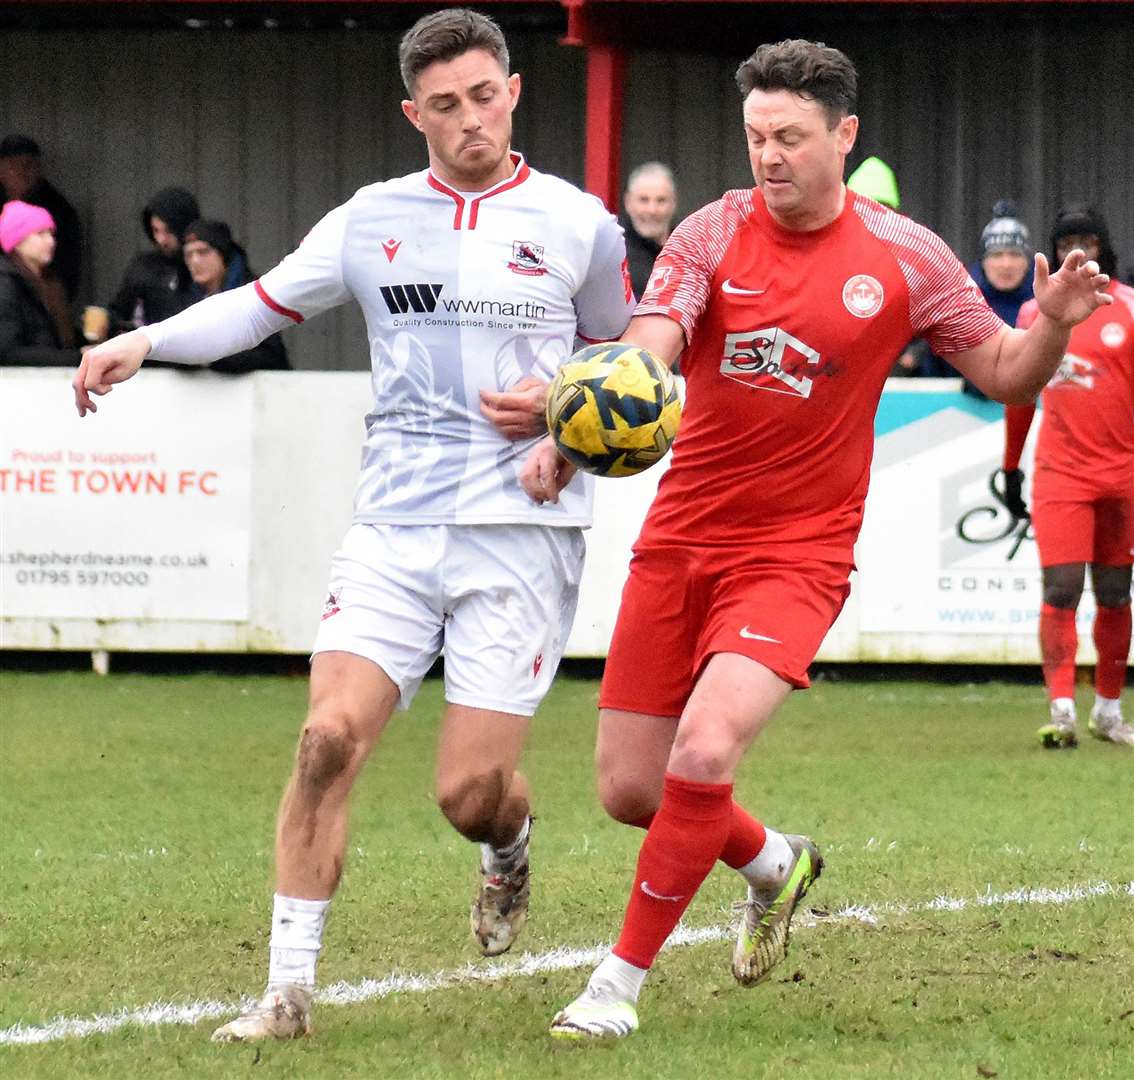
[520,435,576,504]
[72,329,152,417]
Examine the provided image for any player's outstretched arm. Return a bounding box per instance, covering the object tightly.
[72,330,151,417]
[949,249,1111,405]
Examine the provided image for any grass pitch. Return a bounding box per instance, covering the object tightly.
[1,665,1131,1078]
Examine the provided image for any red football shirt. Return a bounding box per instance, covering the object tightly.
[634,189,1002,559]
[1015,282,1134,499]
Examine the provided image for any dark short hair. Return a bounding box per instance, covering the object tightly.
[0,133,41,159]
[735,39,857,126]
[398,8,509,95]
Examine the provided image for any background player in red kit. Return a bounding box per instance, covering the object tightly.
[1002,206,1134,748]
[522,39,1114,1038]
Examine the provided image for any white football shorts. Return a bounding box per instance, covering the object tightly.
[312,522,585,716]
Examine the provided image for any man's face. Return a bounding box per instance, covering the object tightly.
[15,228,55,271]
[183,239,226,293]
[742,89,857,230]
[150,216,180,256]
[0,153,40,199]
[401,48,520,191]
[1055,233,1100,267]
[624,174,677,242]
[982,249,1030,291]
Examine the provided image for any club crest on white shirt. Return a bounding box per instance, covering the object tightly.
[842,274,884,318]
[508,241,547,276]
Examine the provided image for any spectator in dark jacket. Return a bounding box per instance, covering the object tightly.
[621,162,678,299]
[181,219,288,372]
[107,186,200,332]
[0,134,84,303]
[0,200,82,366]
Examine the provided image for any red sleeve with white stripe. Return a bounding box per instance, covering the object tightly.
[854,200,1004,356]
[632,193,747,346]
[573,211,637,344]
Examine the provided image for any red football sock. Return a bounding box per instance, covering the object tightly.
[630,800,767,870]
[719,801,768,869]
[612,773,733,970]
[1093,604,1131,700]
[1040,603,1078,700]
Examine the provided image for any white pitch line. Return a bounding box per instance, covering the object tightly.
[2,879,1129,1047]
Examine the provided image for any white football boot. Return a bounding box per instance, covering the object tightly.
[1088,704,1134,746]
[550,979,640,1040]
[211,984,312,1043]
[1038,700,1079,749]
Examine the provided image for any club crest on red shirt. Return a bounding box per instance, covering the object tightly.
[1101,322,1126,349]
[842,274,884,319]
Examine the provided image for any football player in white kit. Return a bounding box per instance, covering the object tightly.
[73,8,635,1042]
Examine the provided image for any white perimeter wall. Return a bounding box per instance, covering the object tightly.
[2,369,1076,664]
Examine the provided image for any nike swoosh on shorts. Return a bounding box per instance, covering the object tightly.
[739,626,782,644]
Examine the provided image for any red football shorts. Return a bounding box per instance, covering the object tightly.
[1031,492,1134,567]
[600,545,853,717]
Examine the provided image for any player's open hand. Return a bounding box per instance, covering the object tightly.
[72,330,151,417]
[1034,249,1112,329]
[520,435,576,505]
[479,375,548,440]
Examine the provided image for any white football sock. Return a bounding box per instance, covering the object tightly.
[1052,697,1077,717]
[1092,695,1121,718]
[590,951,648,1003]
[737,828,794,890]
[268,893,330,990]
[481,816,530,874]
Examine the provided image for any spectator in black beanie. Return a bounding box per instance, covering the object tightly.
[181,219,289,372]
[107,186,201,332]
[1049,204,1117,280]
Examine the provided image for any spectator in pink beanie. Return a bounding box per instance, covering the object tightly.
[0,199,81,366]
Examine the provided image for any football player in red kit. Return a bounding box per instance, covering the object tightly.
[1003,206,1133,748]
[521,40,1114,1038]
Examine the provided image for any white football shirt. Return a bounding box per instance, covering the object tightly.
[251,153,635,526]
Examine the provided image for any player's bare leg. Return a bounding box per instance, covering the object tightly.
[553,654,821,1038]
[1087,564,1133,745]
[1037,563,1086,748]
[435,704,534,955]
[212,652,398,1043]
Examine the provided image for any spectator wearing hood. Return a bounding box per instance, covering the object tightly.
[107,186,200,333]
[0,134,84,304]
[0,200,82,366]
[181,219,288,372]
[845,155,900,211]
